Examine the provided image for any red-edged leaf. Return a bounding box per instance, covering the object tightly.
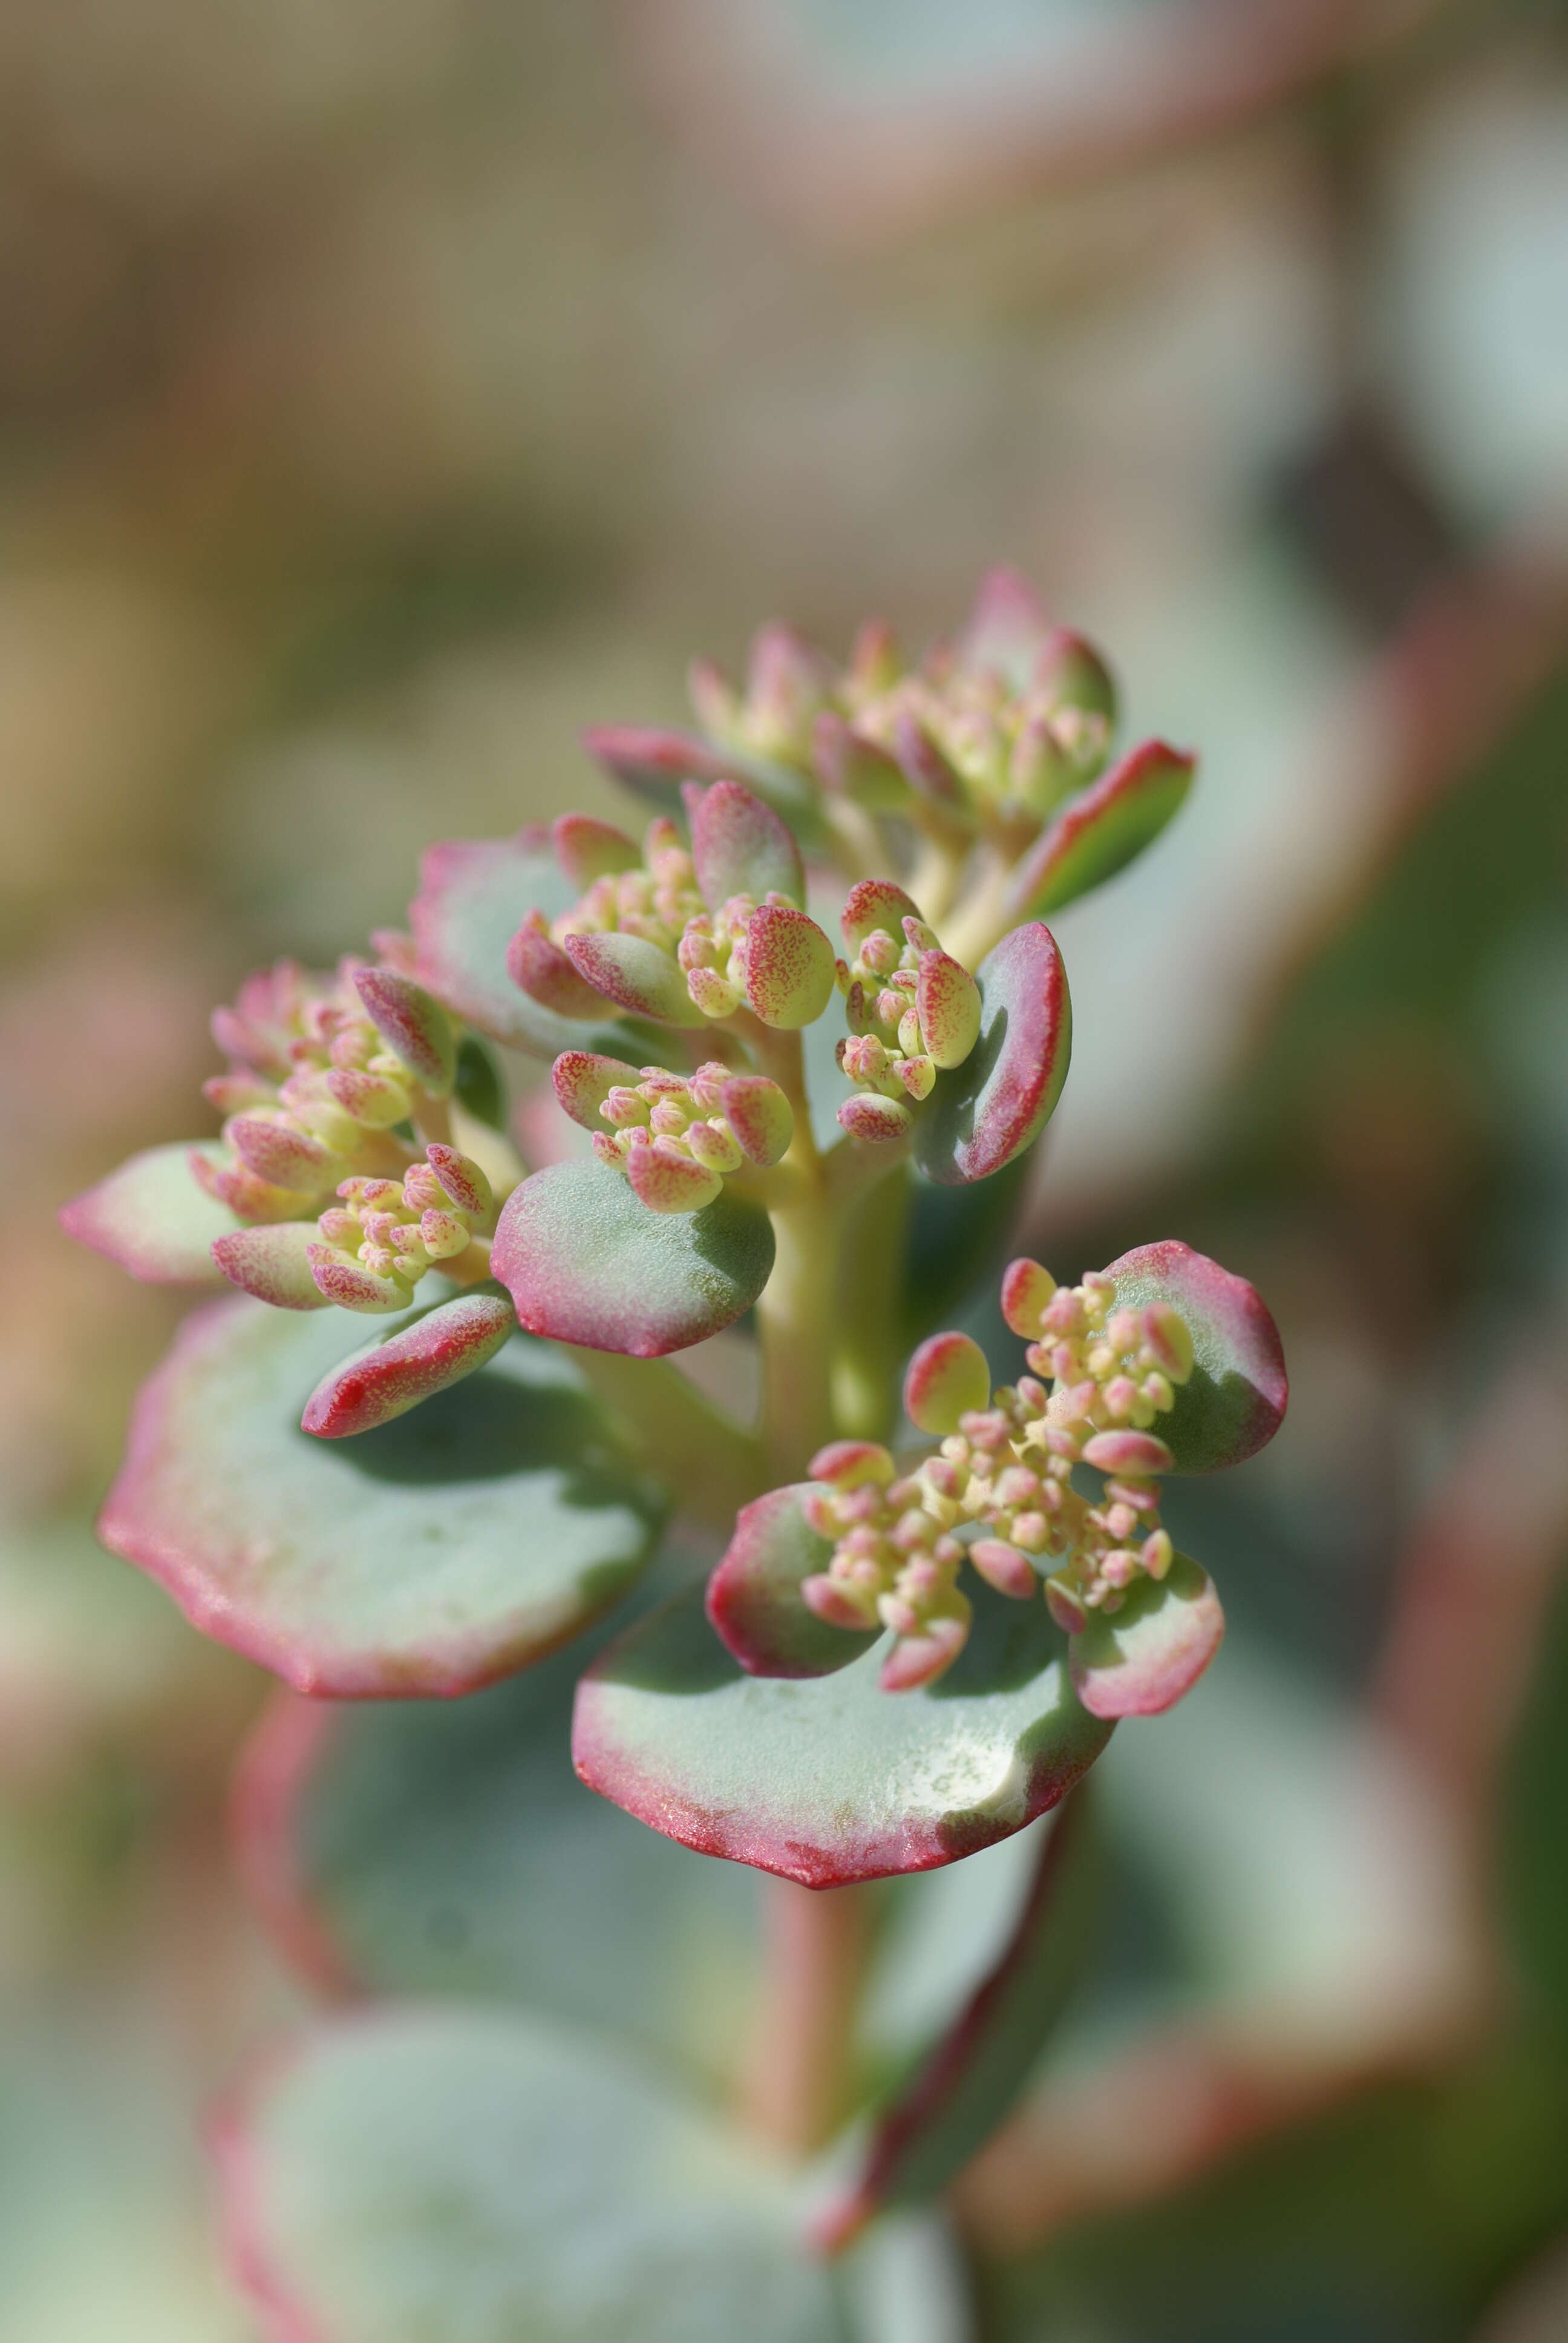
[739,903,836,1029]
[550,1050,640,1131]
[353,968,456,1096]
[624,1141,724,1215]
[505,914,615,1020]
[212,1222,329,1311]
[561,931,707,1027]
[913,922,1071,1186]
[492,1161,774,1357]
[550,811,640,886]
[690,778,804,909]
[1036,626,1117,722]
[706,1484,878,1679]
[838,1093,912,1143]
[59,1141,238,1284]
[301,1293,517,1438]
[893,710,969,814]
[573,1578,1111,1887]
[915,951,981,1070]
[97,1297,663,1696]
[1002,738,1194,921]
[720,1075,792,1167]
[1104,1239,1289,1472]
[903,1332,990,1435]
[1069,1556,1224,1719]
[840,877,920,955]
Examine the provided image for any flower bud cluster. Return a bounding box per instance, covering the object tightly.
[547,818,704,957]
[592,1064,746,1214]
[676,893,793,1021]
[831,882,982,1142]
[851,662,1110,828]
[802,1264,1195,1688]
[194,959,455,1224]
[307,1144,494,1312]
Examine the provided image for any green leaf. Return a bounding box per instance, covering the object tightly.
[691,778,805,908]
[408,830,647,1059]
[234,1614,765,2085]
[1105,1239,1288,1472]
[913,924,1071,1187]
[58,1141,238,1284]
[99,1297,664,1696]
[573,1579,1112,1886]
[454,1034,506,1130]
[1068,1556,1225,1720]
[1001,738,1194,922]
[706,1484,879,1679]
[492,1161,776,1357]
[216,2009,849,2343]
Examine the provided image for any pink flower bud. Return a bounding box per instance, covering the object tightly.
[1082,1430,1174,1476]
[1000,1257,1057,1339]
[970,1540,1037,1600]
[803,1574,878,1631]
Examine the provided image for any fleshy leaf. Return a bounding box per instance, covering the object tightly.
[97,1297,663,1696]
[1103,1239,1289,1472]
[550,811,640,886]
[815,1791,1100,2250]
[409,830,645,1058]
[956,565,1054,691]
[215,2010,846,2343]
[915,952,981,1070]
[1068,1555,1224,1719]
[840,877,920,955]
[505,914,612,1021]
[301,1292,517,1438]
[551,1050,639,1130]
[913,922,1071,1186]
[59,1140,239,1285]
[690,778,805,909]
[583,723,826,845]
[232,1613,764,2080]
[212,1222,329,1311]
[903,1332,991,1435]
[721,1075,793,1167]
[573,1578,1111,1887]
[739,903,837,1029]
[353,968,456,1096]
[492,1161,775,1357]
[706,1484,878,1679]
[625,1142,724,1215]
[561,930,707,1027]
[1002,738,1194,922]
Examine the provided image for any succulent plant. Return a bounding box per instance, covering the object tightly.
[63,569,1286,2333]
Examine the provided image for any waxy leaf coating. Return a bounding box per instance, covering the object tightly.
[1002,738,1194,922]
[98,1297,663,1696]
[301,1292,517,1438]
[217,2010,844,2343]
[913,922,1071,1186]
[706,1484,878,1680]
[574,1578,1111,1887]
[1068,1554,1224,1719]
[492,1161,775,1357]
[690,778,804,910]
[212,1222,328,1312]
[59,1140,238,1285]
[562,929,707,1027]
[1104,1239,1288,1473]
[409,830,643,1058]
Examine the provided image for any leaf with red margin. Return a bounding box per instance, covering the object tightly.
[212,1222,328,1311]
[1104,1239,1289,1473]
[706,1484,878,1680]
[59,1140,238,1284]
[814,1789,1101,2251]
[214,2010,846,2343]
[573,1577,1111,1887]
[913,922,1071,1187]
[408,829,647,1058]
[1068,1555,1224,1719]
[581,724,829,850]
[1001,738,1195,922]
[492,1161,774,1358]
[301,1291,517,1438]
[561,930,707,1027]
[97,1296,664,1696]
[690,778,805,909]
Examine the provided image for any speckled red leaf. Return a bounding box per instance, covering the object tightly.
[1104,1239,1289,1473]
[59,1141,238,1285]
[913,922,1071,1186]
[212,1222,329,1311]
[739,903,836,1029]
[561,931,707,1027]
[705,1484,878,1680]
[573,1578,1111,1887]
[301,1292,517,1438]
[1069,1556,1224,1719]
[1002,738,1194,921]
[690,778,804,909]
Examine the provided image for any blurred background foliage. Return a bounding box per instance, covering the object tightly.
[5,0,1568,2335]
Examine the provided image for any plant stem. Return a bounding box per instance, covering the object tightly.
[755,1181,841,1481]
[743,1875,876,2154]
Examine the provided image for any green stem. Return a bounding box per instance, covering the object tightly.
[754,1180,841,1481]
[566,1348,768,1535]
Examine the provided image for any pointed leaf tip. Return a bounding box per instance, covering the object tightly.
[549,811,640,887]
[561,931,707,1027]
[1004,737,1194,922]
[301,1293,516,1438]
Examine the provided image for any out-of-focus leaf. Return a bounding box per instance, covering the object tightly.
[690,777,805,908]
[898,1152,1031,1345]
[1000,739,1194,923]
[914,925,1070,1187]
[99,1298,664,1697]
[706,1484,878,1679]
[583,724,831,852]
[1504,1565,1568,2030]
[233,1610,765,2085]
[59,1141,238,1285]
[492,1162,775,1357]
[1105,1240,1289,1473]
[453,1034,506,1131]
[1069,1556,1226,1719]
[573,1579,1111,1887]
[215,2009,848,2343]
[408,830,646,1058]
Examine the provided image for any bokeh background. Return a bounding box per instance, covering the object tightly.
[5,1,1568,2335]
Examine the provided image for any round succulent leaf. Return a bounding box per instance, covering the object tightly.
[839,1093,912,1143]
[552,1050,641,1132]
[212,1222,329,1311]
[720,1075,793,1168]
[301,1293,517,1438]
[217,2009,846,2343]
[233,1610,765,2082]
[1002,738,1195,923]
[915,951,981,1069]
[706,1484,878,1680]
[561,930,707,1027]
[573,1578,1112,1887]
[1068,1555,1224,1720]
[913,922,1071,1187]
[59,1141,239,1284]
[739,903,837,1029]
[97,1296,664,1696]
[840,877,920,954]
[903,1331,991,1435]
[1103,1239,1288,1473]
[691,778,805,910]
[492,1161,775,1357]
[409,831,647,1058]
